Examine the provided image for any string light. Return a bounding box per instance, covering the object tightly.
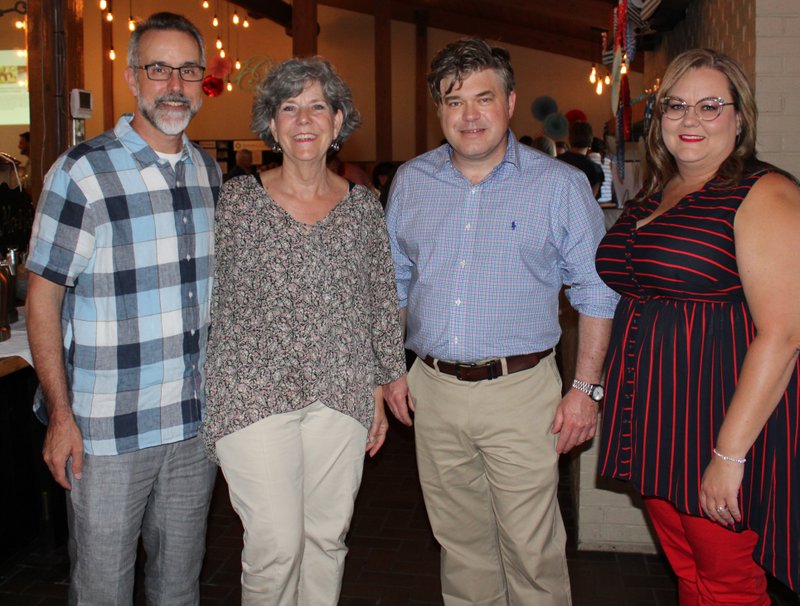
[109,47,116,61]
[106,11,114,22]
[202,0,209,7]
[232,11,239,25]
[604,74,611,85]
[589,64,597,84]
[216,36,223,49]
[243,19,249,28]
[99,0,107,9]
[14,19,25,29]
[235,58,241,70]
[212,14,219,27]
[219,48,226,58]
[226,81,233,92]
[129,17,136,31]
[595,80,603,95]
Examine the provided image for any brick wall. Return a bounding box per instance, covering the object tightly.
[754,0,800,175]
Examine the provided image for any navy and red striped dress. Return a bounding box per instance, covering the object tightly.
[596,171,800,592]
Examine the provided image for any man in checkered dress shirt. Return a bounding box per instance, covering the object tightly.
[26,12,220,604]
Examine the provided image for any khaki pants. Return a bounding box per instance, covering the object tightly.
[216,402,368,606]
[409,354,571,606]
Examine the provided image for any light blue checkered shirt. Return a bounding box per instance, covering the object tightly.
[385,132,619,363]
[27,114,221,455]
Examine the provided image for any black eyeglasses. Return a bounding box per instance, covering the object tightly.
[660,97,735,122]
[134,63,206,82]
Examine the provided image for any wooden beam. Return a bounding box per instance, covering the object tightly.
[292,0,318,56]
[27,0,85,203]
[414,9,428,155]
[374,0,392,161]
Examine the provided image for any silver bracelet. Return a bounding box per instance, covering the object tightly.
[713,448,746,464]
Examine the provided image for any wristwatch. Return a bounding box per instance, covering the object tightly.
[572,379,604,403]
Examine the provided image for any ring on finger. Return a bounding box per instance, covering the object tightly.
[715,505,728,514]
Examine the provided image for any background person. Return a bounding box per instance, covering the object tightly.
[596,48,800,603]
[385,38,618,605]
[26,12,219,604]
[558,121,604,199]
[201,56,406,605]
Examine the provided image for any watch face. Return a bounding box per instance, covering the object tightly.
[590,385,604,401]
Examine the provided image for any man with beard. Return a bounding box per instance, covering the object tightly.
[26,12,220,604]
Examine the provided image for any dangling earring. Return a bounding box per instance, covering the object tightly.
[272,142,282,154]
[329,140,341,153]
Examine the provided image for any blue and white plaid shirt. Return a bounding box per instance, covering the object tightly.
[27,114,221,455]
[386,132,619,363]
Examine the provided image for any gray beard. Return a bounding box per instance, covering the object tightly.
[138,95,199,136]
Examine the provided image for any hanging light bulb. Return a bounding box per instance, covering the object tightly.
[216,37,223,49]
[128,17,136,31]
[232,11,240,25]
[14,19,25,29]
[604,74,611,86]
[243,19,250,28]
[109,47,116,61]
[235,58,241,70]
[202,0,209,7]
[106,11,114,22]
[589,64,597,84]
[227,81,233,92]
[212,14,219,27]
[99,0,107,9]
[620,62,628,75]
[596,80,603,95]
[219,48,226,58]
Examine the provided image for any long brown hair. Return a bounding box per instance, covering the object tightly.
[640,49,757,200]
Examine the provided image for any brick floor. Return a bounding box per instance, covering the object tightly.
[1,415,798,605]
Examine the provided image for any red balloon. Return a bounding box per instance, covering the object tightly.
[202,75,224,97]
[565,109,587,124]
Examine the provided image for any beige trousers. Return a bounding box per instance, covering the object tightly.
[215,401,368,606]
[409,354,571,606]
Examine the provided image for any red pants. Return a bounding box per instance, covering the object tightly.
[644,497,770,606]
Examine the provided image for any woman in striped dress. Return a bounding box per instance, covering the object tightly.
[596,48,800,603]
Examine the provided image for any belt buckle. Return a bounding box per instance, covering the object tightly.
[453,359,499,381]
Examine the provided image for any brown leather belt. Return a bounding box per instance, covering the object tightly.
[422,349,553,382]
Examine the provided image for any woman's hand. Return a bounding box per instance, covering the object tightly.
[699,457,745,526]
[366,386,389,457]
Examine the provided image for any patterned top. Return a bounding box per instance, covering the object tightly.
[27,114,221,455]
[596,171,800,592]
[201,175,406,461]
[386,132,618,362]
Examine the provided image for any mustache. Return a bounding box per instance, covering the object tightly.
[155,93,192,106]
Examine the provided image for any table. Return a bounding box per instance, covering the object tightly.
[0,310,33,378]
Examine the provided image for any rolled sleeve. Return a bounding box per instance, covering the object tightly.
[555,171,620,319]
[385,175,411,308]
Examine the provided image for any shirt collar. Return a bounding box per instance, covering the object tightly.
[114,113,194,167]
[433,129,523,179]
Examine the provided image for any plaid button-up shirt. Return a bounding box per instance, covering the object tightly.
[27,114,221,455]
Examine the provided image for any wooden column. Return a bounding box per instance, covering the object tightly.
[101,15,114,131]
[414,10,428,155]
[27,0,84,202]
[374,0,392,162]
[292,0,317,57]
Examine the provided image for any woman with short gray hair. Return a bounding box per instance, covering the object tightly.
[202,56,406,605]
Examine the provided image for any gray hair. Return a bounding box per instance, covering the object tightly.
[427,38,515,107]
[251,56,361,148]
[128,12,205,69]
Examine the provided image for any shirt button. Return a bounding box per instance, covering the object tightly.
[188,291,194,299]
[183,216,188,224]
[459,260,466,268]
[455,298,461,306]
[465,223,471,231]
[471,187,476,194]
[185,254,191,261]
[453,336,459,344]
[191,329,196,336]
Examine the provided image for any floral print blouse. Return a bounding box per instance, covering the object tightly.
[201,174,406,461]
